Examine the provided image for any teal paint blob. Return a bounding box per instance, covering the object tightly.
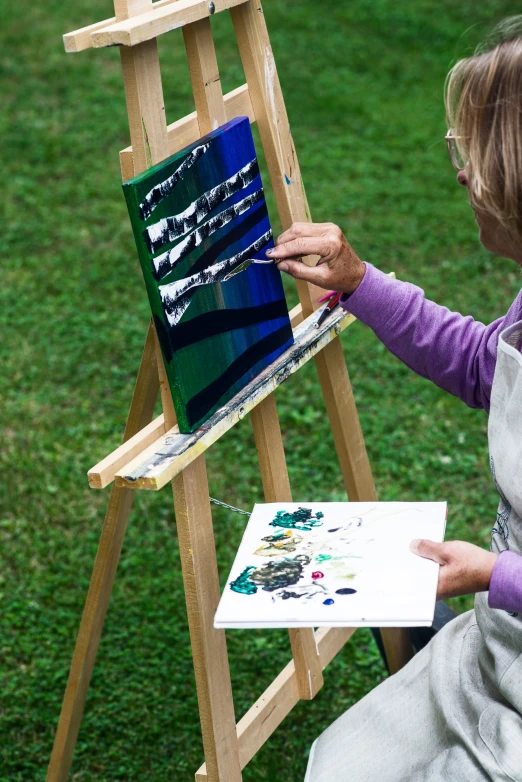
[284,174,291,184]
[315,554,332,563]
[230,566,257,595]
[270,507,324,532]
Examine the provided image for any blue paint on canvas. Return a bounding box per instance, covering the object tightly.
[123,117,294,433]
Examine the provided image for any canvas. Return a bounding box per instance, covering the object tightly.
[123,117,294,433]
[214,502,447,628]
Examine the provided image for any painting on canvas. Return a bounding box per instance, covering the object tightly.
[214,502,447,628]
[123,117,293,433]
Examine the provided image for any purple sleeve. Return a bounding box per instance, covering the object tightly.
[340,263,522,412]
[489,551,522,613]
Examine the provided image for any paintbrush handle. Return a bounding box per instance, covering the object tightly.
[315,291,342,328]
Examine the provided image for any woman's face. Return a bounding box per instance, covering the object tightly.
[457,168,522,263]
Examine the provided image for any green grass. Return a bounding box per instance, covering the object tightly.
[1,0,519,779]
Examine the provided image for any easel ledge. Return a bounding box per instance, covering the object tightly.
[89,276,394,492]
[89,304,357,491]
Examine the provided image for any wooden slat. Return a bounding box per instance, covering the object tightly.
[380,626,415,674]
[113,306,357,490]
[230,0,324,317]
[195,626,356,779]
[122,319,161,439]
[120,40,169,175]
[233,0,411,679]
[250,394,323,700]
[120,83,254,180]
[288,302,304,328]
[314,330,413,673]
[173,457,242,781]
[64,16,117,52]
[89,321,162,489]
[46,323,160,782]
[88,302,303,490]
[88,414,165,489]
[315,339,377,503]
[92,0,248,49]
[64,0,188,52]
[183,18,227,133]
[171,24,242,782]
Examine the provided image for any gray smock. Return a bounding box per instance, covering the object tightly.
[304,321,522,781]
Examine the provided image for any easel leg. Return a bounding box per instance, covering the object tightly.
[47,324,159,782]
[173,456,242,782]
[250,395,323,699]
[314,339,414,673]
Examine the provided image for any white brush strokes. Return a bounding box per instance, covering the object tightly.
[159,230,272,326]
[138,143,210,220]
[152,189,265,280]
[145,159,258,253]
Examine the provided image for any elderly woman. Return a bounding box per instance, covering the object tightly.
[267,19,522,782]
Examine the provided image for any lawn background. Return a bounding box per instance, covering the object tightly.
[1,0,520,779]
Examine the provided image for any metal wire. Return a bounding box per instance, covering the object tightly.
[209,497,251,516]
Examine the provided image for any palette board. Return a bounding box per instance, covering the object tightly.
[123,117,293,433]
[214,502,447,628]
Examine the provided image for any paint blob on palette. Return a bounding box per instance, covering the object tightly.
[214,502,447,628]
[123,117,293,433]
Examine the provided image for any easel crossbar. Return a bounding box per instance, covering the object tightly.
[89,306,356,491]
[195,626,356,779]
[119,84,255,181]
[64,0,250,52]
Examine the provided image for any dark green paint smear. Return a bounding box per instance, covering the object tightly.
[230,566,258,595]
[269,507,324,532]
[250,555,311,592]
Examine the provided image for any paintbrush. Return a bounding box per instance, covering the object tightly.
[315,290,342,328]
[222,257,276,281]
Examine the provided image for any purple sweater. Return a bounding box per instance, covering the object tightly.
[341,263,522,614]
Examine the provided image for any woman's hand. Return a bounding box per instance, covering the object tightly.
[266,222,366,294]
[410,539,498,599]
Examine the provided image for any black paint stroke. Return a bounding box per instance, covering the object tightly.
[153,314,172,365]
[185,323,293,427]
[170,299,288,351]
[157,200,268,283]
[144,160,259,254]
[138,143,210,221]
[153,189,265,280]
[159,231,272,326]
[122,306,343,461]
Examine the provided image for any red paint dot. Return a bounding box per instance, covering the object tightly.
[312,571,324,579]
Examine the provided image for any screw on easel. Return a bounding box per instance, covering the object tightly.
[208,2,216,13]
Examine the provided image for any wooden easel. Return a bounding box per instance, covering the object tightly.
[48,1,414,779]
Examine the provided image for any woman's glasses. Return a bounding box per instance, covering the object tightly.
[445,129,466,171]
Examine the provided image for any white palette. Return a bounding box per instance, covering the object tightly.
[214,502,447,629]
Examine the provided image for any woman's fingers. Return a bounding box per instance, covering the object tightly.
[272,221,366,295]
[410,538,448,565]
[276,258,332,288]
[276,221,334,245]
[267,236,331,261]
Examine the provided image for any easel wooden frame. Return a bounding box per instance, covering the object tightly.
[48,1,414,779]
